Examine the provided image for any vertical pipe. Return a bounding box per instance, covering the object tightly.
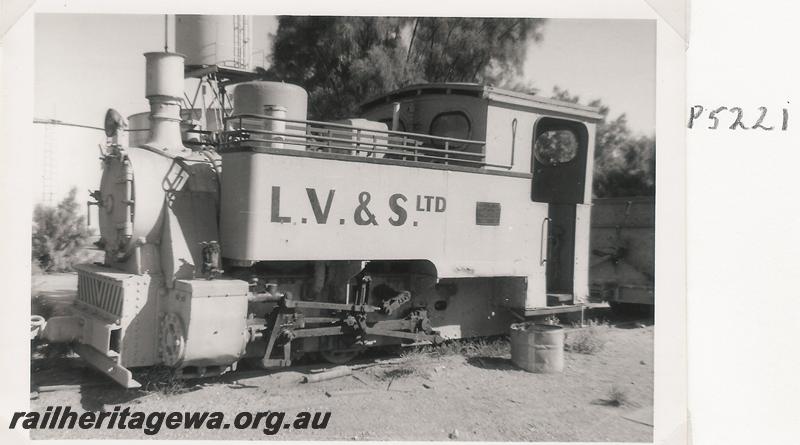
[263,105,287,149]
[391,102,401,131]
[164,15,169,52]
[123,160,134,241]
[510,118,518,168]
[133,243,142,275]
[220,84,226,121]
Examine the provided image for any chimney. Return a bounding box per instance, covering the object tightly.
[143,52,185,152]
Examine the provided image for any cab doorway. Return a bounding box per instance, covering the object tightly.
[531,117,590,306]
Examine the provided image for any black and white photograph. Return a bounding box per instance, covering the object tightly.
[3,1,689,443]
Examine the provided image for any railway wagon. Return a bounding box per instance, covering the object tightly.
[589,197,655,311]
[33,51,603,387]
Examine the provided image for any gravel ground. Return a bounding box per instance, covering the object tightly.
[29,273,654,441]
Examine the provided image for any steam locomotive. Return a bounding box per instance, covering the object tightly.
[33,51,602,388]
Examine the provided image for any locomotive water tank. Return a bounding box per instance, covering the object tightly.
[231,81,308,121]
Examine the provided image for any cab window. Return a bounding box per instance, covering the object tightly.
[534,128,579,165]
[429,111,471,149]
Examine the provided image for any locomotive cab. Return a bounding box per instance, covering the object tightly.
[360,84,601,308]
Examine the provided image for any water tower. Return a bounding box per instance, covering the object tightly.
[175,15,253,70]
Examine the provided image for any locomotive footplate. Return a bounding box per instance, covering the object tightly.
[257,293,442,369]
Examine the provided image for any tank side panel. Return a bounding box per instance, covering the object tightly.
[219,152,260,260]
[219,153,545,278]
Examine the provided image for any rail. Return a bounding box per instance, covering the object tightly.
[217,113,503,169]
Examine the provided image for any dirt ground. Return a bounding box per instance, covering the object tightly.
[29,273,654,442]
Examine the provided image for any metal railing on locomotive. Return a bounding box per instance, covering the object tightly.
[218,113,513,170]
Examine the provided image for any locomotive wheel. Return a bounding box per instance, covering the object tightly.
[159,313,186,367]
[319,348,361,365]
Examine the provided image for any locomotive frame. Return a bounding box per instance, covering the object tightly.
[33,51,604,388]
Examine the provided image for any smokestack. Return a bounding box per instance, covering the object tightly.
[143,52,185,152]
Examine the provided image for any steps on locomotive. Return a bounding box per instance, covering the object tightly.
[546,292,574,306]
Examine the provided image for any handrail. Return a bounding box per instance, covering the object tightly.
[540,217,551,266]
[214,113,519,170]
[220,127,486,159]
[223,113,487,147]
[222,141,489,168]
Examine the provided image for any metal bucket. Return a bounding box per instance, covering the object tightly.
[510,323,564,373]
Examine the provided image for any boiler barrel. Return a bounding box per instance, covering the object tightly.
[510,323,564,373]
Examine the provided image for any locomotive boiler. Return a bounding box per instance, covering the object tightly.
[34,51,602,388]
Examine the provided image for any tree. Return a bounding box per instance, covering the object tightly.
[32,188,93,272]
[265,17,546,120]
[263,17,414,120]
[406,17,545,84]
[551,87,655,198]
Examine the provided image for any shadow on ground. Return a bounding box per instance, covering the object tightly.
[465,356,520,371]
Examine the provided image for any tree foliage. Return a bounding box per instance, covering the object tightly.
[32,188,93,272]
[406,17,545,84]
[551,87,655,198]
[265,17,545,120]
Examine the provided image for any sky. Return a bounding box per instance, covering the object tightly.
[33,14,655,209]
[524,19,655,136]
[34,14,275,125]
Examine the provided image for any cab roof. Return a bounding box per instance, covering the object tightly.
[360,83,604,123]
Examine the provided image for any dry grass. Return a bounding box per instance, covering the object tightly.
[379,337,510,381]
[572,317,610,328]
[606,384,631,407]
[375,353,428,381]
[134,366,187,395]
[564,319,609,354]
[377,367,417,381]
[542,314,561,325]
[457,337,510,358]
[404,336,510,359]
